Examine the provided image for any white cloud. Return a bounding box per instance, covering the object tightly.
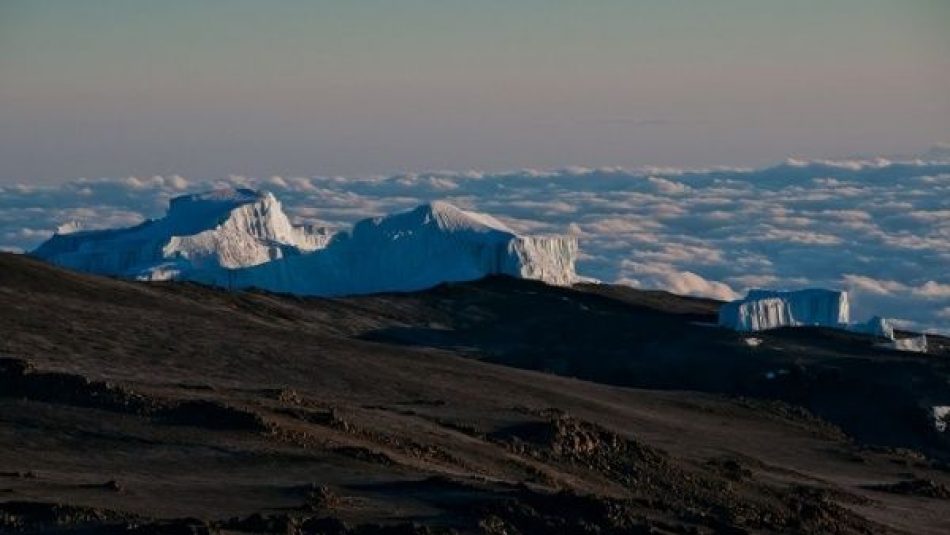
[728,274,779,289]
[842,275,908,296]
[843,275,950,300]
[620,261,739,301]
[916,281,950,299]
[647,176,690,195]
[2,155,949,332]
[659,271,739,301]
[267,176,288,188]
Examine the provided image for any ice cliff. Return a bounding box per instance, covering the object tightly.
[32,189,333,280]
[933,406,950,433]
[859,316,895,340]
[720,291,931,352]
[34,193,580,296]
[194,200,580,296]
[878,334,929,354]
[718,289,850,332]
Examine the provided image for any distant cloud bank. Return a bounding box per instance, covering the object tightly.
[3,155,949,333]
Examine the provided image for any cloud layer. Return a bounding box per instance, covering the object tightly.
[3,157,949,333]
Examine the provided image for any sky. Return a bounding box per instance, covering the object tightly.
[1,2,948,332]
[1,1,949,182]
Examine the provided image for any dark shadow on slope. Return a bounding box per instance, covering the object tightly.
[0,357,272,433]
[360,276,950,459]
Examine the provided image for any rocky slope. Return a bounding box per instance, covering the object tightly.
[2,253,950,534]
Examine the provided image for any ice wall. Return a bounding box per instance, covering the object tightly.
[718,289,850,332]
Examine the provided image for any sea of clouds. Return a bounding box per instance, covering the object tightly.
[2,153,949,334]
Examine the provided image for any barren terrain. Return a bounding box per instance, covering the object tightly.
[1,253,949,534]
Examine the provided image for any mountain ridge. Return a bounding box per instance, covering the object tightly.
[33,189,581,296]
[33,188,332,280]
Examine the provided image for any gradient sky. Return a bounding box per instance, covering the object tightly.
[1,1,948,183]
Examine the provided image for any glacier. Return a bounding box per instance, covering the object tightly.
[934,406,950,433]
[33,192,580,296]
[878,334,929,354]
[33,189,333,280]
[719,290,932,352]
[718,289,850,332]
[190,200,580,296]
[857,316,930,353]
[859,316,895,340]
